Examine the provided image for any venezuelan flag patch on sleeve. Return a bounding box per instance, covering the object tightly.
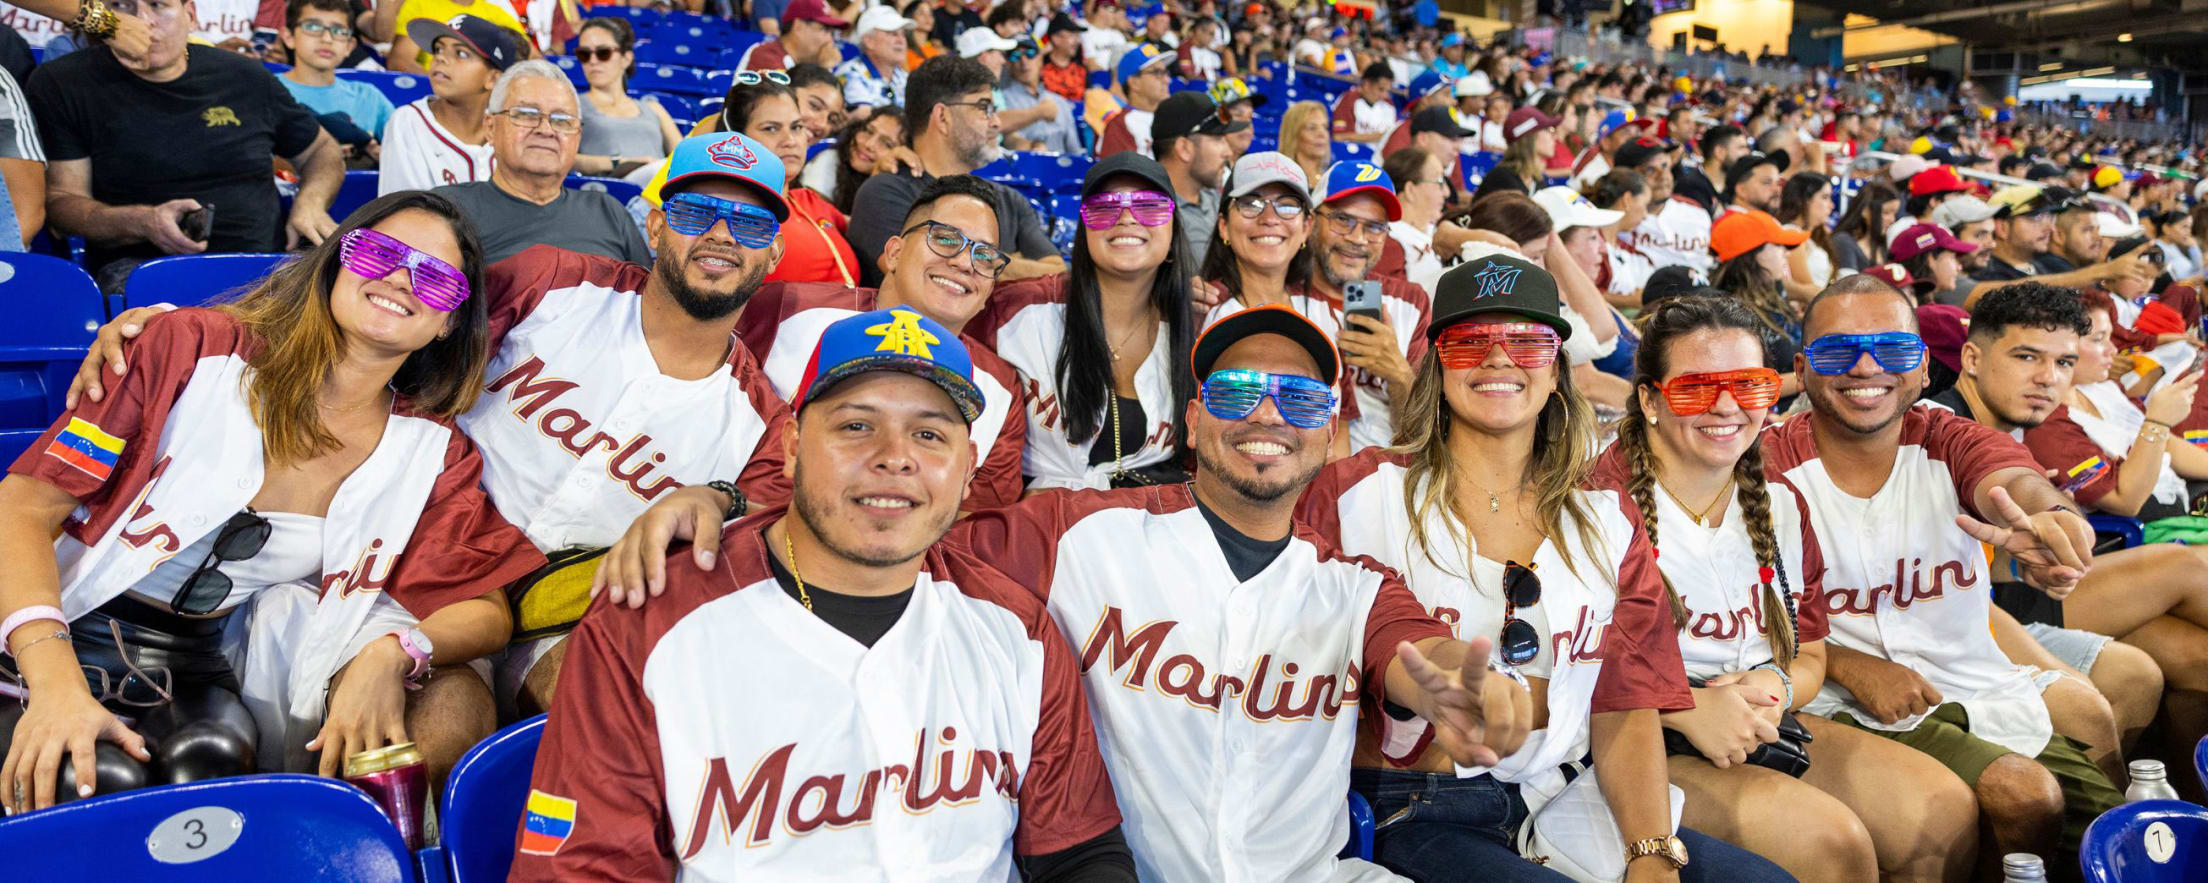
[44,417,124,482]
[2061,456,2108,493]
[519,789,577,856]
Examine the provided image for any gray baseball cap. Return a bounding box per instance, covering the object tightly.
[1225,151,1312,202]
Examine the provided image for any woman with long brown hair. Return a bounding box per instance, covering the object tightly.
[1596,297,1978,882]
[0,192,542,812]
[1297,255,1792,882]
[1778,170,1838,296]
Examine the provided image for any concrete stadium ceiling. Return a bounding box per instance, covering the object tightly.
[1801,0,2208,71]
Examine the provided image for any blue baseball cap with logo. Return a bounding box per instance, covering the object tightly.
[1116,43,1173,83]
[661,132,790,220]
[1320,161,1402,222]
[795,307,985,424]
[1596,107,1643,140]
[405,14,521,71]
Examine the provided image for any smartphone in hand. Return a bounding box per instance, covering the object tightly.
[1344,279,1384,326]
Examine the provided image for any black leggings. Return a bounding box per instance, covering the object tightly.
[0,595,258,801]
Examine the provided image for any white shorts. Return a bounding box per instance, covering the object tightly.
[2023,622,2113,676]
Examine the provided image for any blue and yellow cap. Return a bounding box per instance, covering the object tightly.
[1320,161,1401,221]
[796,308,984,424]
[659,132,790,220]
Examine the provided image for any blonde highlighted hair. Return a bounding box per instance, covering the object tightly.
[216,191,493,466]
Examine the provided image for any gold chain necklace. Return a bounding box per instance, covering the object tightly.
[1462,474,1507,513]
[1656,476,1733,528]
[1108,394,1128,480]
[783,528,813,611]
[1109,313,1155,361]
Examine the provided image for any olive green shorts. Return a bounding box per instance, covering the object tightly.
[1834,704,2122,845]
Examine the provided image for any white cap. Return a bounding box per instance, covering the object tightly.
[1887,154,1931,183]
[956,28,1017,58]
[1454,72,1493,98]
[1531,185,1623,231]
[1226,151,1312,202]
[853,6,914,38]
[2096,211,2141,239]
[1928,195,1997,228]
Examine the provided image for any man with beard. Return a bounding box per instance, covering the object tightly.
[1671,124,1744,214]
[1763,275,2120,868]
[67,132,804,716]
[511,309,1139,880]
[1152,91,1241,266]
[602,306,1536,882]
[729,176,1031,512]
[1233,160,1431,451]
[1930,194,1998,278]
[1719,149,1785,218]
[1966,185,2157,308]
[848,55,1065,287]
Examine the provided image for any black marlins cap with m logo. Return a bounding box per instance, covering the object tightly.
[1426,253,1572,340]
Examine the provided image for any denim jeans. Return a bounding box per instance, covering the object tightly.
[1350,767,1798,883]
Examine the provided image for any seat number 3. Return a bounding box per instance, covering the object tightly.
[146,806,244,864]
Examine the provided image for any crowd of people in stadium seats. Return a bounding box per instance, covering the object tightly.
[7,0,2208,878]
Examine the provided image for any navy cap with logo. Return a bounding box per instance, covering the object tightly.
[405,14,521,71]
[1153,91,1246,141]
[1410,105,1474,139]
[795,307,985,423]
[1428,253,1572,340]
[1192,304,1342,383]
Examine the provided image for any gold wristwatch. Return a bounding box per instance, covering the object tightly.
[1626,835,1689,870]
[75,0,119,39]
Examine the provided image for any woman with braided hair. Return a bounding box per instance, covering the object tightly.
[1591,296,1979,883]
[1295,256,1794,882]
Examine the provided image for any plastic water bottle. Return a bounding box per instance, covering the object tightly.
[2126,758,2182,803]
[2001,853,2047,882]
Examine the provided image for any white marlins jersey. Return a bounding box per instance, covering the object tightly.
[1297,448,1691,778]
[1765,406,2055,756]
[1619,197,1714,276]
[1588,444,1832,681]
[378,98,497,196]
[952,485,1451,882]
[967,275,1179,491]
[460,245,792,552]
[1201,277,1432,452]
[510,511,1122,880]
[734,282,1028,510]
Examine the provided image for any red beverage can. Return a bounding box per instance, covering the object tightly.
[345,741,429,849]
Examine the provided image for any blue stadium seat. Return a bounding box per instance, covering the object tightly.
[548,54,590,89]
[2089,514,2145,550]
[330,169,381,225]
[2196,734,2208,793]
[605,5,660,25]
[416,715,546,883]
[123,254,289,311]
[1345,792,1375,861]
[336,69,433,107]
[0,774,413,881]
[972,157,1040,194]
[703,68,735,98]
[633,63,717,97]
[2081,799,2208,881]
[1331,141,1374,164]
[641,91,698,121]
[637,38,721,70]
[659,10,727,36]
[0,253,101,441]
[566,175,644,207]
[1086,69,1110,89]
[1010,151,1093,194]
